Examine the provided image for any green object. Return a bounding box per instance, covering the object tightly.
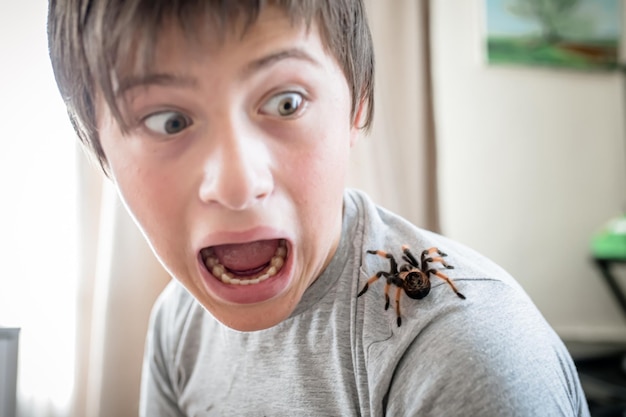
[591,214,626,260]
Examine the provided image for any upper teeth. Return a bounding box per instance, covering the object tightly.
[203,240,287,286]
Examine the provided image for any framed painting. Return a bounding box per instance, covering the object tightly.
[484,0,622,71]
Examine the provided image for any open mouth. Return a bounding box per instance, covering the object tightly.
[200,239,288,286]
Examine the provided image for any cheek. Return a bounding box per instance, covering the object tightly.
[118,154,188,228]
[101,140,184,255]
[111,163,192,278]
[117,168,172,220]
[287,131,351,211]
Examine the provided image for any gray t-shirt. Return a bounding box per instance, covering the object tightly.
[140,188,590,416]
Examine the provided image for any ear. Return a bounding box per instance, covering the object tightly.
[349,98,368,147]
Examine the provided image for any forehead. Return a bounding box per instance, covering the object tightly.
[113,6,321,84]
[110,7,343,103]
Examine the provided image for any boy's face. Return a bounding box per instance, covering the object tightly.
[97,7,361,331]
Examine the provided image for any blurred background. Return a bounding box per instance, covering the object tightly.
[1,0,625,416]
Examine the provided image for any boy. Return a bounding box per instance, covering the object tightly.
[47,0,590,415]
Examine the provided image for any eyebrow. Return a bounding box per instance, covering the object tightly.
[115,73,198,97]
[115,47,320,96]
[241,47,321,77]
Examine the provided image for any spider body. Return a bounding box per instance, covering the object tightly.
[357,245,466,326]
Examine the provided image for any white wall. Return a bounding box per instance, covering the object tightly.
[431,0,626,342]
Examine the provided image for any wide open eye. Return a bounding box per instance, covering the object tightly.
[143,111,192,135]
[260,92,304,117]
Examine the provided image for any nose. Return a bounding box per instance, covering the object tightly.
[198,123,274,211]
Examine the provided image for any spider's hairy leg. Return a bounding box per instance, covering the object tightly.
[357,273,382,297]
[422,247,448,257]
[394,286,403,327]
[367,249,399,273]
[429,269,466,299]
[424,256,455,269]
[367,249,389,257]
[422,247,453,269]
[401,245,420,268]
[384,282,391,310]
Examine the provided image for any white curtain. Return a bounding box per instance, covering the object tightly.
[70,158,171,417]
[352,0,439,231]
[1,2,79,417]
[1,1,437,416]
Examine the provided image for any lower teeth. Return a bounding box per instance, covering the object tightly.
[204,240,287,286]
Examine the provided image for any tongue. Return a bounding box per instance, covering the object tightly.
[212,239,279,273]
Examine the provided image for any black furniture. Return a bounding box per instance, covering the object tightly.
[574,258,626,416]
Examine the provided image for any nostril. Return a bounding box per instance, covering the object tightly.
[254,183,273,202]
[198,167,274,210]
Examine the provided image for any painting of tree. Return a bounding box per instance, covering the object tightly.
[485,0,621,70]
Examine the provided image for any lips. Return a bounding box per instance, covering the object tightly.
[200,239,288,286]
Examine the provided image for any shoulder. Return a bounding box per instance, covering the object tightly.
[349,187,526,336]
[380,282,587,415]
[358,264,587,415]
[349,187,538,358]
[346,189,588,416]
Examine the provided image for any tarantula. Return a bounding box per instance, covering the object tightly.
[357,245,466,326]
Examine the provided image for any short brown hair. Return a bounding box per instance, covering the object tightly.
[47,0,375,172]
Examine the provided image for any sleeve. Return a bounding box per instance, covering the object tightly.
[380,280,590,417]
[139,285,187,417]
